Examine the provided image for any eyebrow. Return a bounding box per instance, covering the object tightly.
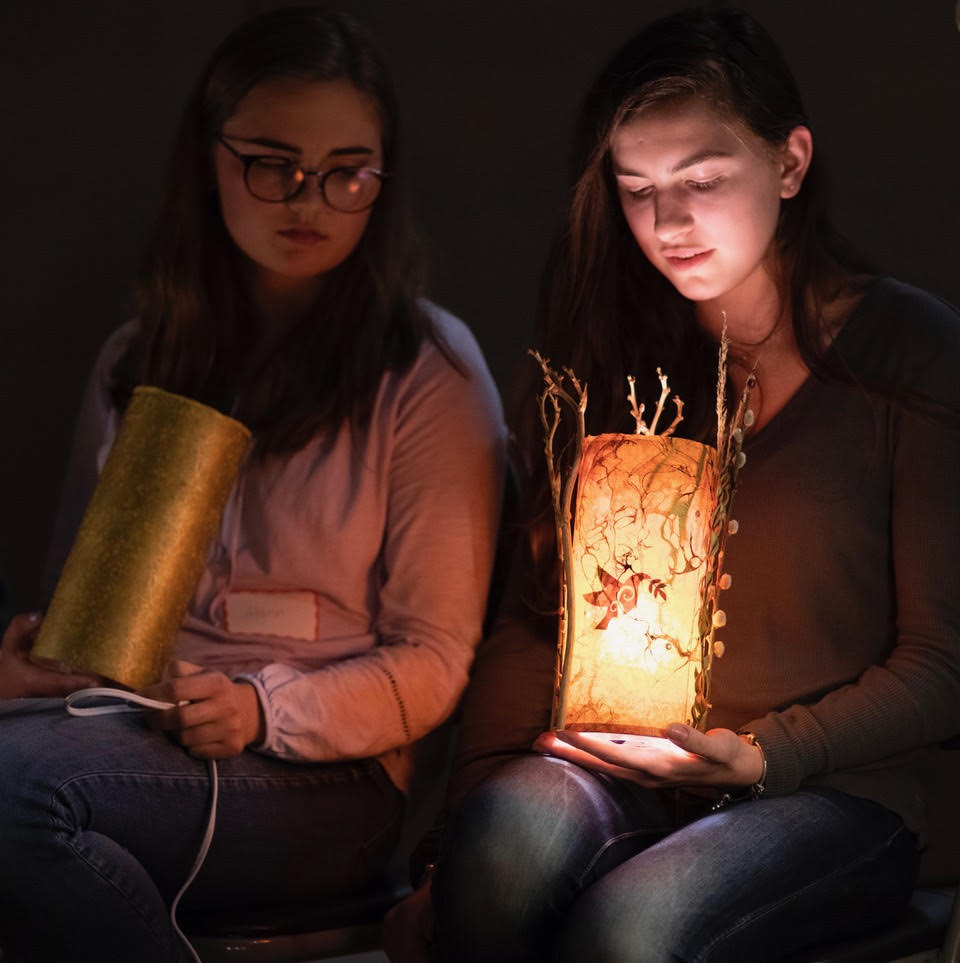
[225,134,374,157]
[614,149,735,178]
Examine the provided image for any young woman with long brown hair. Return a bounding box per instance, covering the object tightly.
[0,8,504,961]
[399,8,959,961]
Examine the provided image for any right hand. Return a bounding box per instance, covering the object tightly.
[383,879,435,962]
[0,612,99,700]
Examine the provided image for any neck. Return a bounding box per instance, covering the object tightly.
[250,267,324,334]
[693,263,785,350]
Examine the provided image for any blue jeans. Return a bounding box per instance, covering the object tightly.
[433,755,920,962]
[0,698,405,962]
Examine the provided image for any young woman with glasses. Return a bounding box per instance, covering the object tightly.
[386,8,960,962]
[0,8,503,960]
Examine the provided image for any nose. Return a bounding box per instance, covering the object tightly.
[286,173,328,212]
[653,190,693,243]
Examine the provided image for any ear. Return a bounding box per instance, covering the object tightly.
[779,125,813,199]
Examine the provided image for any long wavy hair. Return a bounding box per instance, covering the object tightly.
[516,7,875,600]
[113,6,434,454]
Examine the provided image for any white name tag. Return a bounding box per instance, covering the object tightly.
[223,590,319,641]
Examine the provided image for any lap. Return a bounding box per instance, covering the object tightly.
[560,787,920,962]
[434,754,919,963]
[0,698,405,907]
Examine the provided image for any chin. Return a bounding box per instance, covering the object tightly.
[663,273,725,302]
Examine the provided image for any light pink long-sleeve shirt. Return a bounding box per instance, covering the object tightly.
[47,303,506,792]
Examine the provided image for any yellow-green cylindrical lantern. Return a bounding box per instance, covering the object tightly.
[32,386,250,689]
[563,434,718,735]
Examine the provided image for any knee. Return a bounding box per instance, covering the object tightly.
[560,875,703,963]
[434,756,595,945]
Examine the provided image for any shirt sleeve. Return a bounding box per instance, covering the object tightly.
[240,334,507,762]
[746,365,960,795]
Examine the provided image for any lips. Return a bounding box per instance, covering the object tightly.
[278,228,327,245]
[662,248,714,270]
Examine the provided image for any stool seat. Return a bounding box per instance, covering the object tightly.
[181,873,410,962]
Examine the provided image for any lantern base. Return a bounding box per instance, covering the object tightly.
[565,731,693,765]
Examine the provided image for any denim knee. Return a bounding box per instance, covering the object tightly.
[434,754,669,962]
[560,878,698,963]
[436,757,585,939]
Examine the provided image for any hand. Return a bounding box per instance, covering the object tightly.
[533,724,764,790]
[383,879,435,963]
[0,612,100,699]
[140,660,265,759]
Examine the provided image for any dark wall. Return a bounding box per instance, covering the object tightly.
[2,1,959,616]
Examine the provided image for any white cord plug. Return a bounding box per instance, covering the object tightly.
[65,686,218,963]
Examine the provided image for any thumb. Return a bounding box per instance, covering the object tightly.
[166,659,205,679]
[665,723,730,762]
[2,612,44,654]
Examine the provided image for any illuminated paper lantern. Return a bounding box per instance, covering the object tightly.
[533,350,752,738]
[32,387,250,689]
[566,434,718,734]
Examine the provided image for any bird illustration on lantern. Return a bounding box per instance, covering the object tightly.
[533,335,753,747]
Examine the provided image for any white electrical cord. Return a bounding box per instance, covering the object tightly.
[65,687,219,963]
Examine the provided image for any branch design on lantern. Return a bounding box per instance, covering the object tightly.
[533,327,753,738]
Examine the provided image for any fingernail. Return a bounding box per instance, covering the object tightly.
[28,612,42,624]
[665,724,689,743]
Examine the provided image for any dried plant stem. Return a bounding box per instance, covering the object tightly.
[647,368,671,435]
[626,376,645,434]
[530,351,586,730]
[716,312,730,452]
[626,369,684,437]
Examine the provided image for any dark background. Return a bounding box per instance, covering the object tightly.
[2,1,959,617]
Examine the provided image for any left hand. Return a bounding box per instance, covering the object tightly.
[533,724,764,790]
[140,660,265,759]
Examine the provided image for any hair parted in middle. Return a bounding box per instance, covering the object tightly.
[514,7,874,595]
[115,6,445,455]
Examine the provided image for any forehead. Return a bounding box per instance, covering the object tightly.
[611,97,764,170]
[226,76,382,152]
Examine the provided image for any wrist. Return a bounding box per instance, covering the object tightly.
[235,680,266,747]
[738,731,767,797]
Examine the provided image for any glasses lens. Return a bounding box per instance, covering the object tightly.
[246,158,302,201]
[324,168,382,212]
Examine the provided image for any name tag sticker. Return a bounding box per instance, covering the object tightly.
[223,590,318,641]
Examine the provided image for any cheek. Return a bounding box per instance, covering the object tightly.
[734,177,783,256]
[214,164,272,251]
[619,199,656,253]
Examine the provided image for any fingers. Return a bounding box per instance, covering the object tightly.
[557,730,696,773]
[2,612,43,654]
[1,613,100,699]
[139,669,250,759]
[140,667,230,707]
[533,732,658,786]
[27,670,102,698]
[665,724,739,764]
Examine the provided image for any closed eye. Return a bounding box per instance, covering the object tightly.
[251,155,297,170]
[689,176,724,191]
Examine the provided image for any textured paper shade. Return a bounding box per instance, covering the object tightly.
[32,386,250,688]
[534,351,751,739]
[564,434,718,734]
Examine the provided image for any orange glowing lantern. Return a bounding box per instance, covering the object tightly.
[533,346,752,740]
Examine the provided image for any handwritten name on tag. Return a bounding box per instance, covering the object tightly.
[223,590,318,641]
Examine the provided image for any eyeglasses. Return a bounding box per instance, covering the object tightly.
[216,134,385,211]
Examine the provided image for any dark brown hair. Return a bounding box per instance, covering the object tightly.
[516,7,874,596]
[114,6,435,454]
